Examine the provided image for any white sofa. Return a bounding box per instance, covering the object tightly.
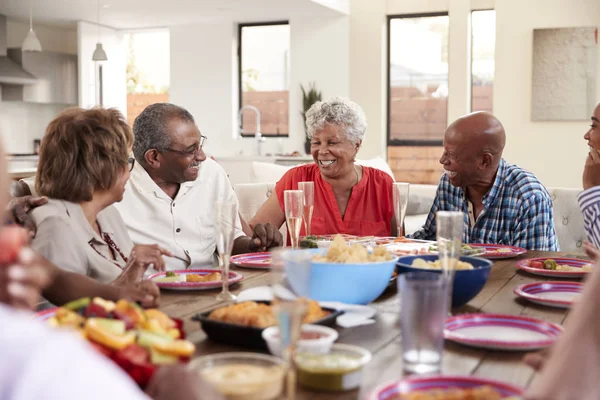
[234,181,587,253]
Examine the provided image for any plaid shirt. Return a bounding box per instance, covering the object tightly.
[410,159,559,250]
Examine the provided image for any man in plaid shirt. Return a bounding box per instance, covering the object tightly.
[411,112,558,251]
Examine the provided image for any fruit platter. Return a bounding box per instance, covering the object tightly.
[37,297,195,387]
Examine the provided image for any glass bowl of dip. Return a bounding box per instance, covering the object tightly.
[295,343,372,391]
[189,352,286,400]
[262,324,339,357]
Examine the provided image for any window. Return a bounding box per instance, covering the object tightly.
[471,10,496,113]
[125,30,170,126]
[387,14,449,145]
[238,22,290,137]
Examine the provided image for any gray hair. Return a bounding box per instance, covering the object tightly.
[305,97,367,144]
[132,103,196,162]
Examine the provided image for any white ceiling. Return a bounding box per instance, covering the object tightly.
[0,0,347,30]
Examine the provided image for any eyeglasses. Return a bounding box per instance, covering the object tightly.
[160,135,207,157]
[128,157,135,172]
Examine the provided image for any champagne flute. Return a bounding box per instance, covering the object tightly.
[298,182,314,237]
[215,202,238,301]
[393,182,410,237]
[269,248,312,400]
[284,190,304,249]
[436,211,464,311]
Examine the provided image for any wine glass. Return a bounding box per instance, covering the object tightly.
[269,247,312,400]
[215,202,238,301]
[284,190,304,249]
[298,182,314,237]
[393,182,410,237]
[436,211,464,311]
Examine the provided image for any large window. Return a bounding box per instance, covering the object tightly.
[238,22,290,137]
[471,10,496,113]
[387,14,449,145]
[125,30,170,126]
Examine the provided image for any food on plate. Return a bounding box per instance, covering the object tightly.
[528,259,593,272]
[428,243,485,256]
[491,247,513,253]
[154,271,222,283]
[44,297,195,386]
[198,362,285,400]
[208,300,330,329]
[411,258,475,271]
[300,236,319,248]
[312,235,393,263]
[389,385,503,400]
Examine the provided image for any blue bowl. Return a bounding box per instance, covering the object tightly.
[396,255,493,308]
[284,249,399,305]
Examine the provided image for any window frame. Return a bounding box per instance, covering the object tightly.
[386,12,449,147]
[237,20,290,138]
[470,8,495,113]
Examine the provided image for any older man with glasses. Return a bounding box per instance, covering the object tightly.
[114,103,282,270]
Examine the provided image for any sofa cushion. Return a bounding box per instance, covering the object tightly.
[548,187,586,253]
[234,182,287,243]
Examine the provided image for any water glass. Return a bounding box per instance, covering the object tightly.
[399,272,449,375]
[298,182,314,237]
[214,202,238,301]
[284,190,304,249]
[393,182,410,237]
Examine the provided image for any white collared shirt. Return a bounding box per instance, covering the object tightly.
[115,158,245,271]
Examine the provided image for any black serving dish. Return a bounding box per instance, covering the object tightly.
[192,301,344,350]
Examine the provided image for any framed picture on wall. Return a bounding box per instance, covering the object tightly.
[531,27,598,121]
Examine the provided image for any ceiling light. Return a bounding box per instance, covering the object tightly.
[22,2,42,52]
[93,0,107,62]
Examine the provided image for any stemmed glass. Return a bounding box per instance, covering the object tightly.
[269,248,312,400]
[284,190,304,249]
[436,211,464,311]
[298,182,314,237]
[393,182,410,237]
[215,202,238,301]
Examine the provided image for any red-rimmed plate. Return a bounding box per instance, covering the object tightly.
[444,313,563,351]
[469,244,528,259]
[148,269,243,291]
[367,375,524,399]
[516,257,593,278]
[230,252,272,269]
[514,281,583,308]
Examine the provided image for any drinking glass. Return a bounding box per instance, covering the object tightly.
[214,202,238,301]
[298,182,314,237]
[399,272,449,375]
[436,211,464,310]
[269,248,313,399]
[284,190,304,249]
[393,182,410,237]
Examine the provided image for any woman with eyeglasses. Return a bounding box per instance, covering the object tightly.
[29,107,173,285]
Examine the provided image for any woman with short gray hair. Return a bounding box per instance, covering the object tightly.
[250,97,396,240]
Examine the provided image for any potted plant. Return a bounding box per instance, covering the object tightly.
[301,82,322,154]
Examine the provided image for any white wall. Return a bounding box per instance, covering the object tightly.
[170,16,350,157]
[6,19,77,54]
[77,21,126,115]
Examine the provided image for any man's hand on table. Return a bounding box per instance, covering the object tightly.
[116,279,160,308]
[146,364,224,400]
[248,223,283,252]
[6,195,48,237]
[583,149,600,190]
[523,347,551,372]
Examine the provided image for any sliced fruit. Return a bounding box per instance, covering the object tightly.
[63,297,91,312]
[84,302,110,319]
[145,309,177,330]
[92,318,126,335]
[166,328,181,339]
[55,308,85,327]
[114,299,146,327]
[85,319,135,350]
[152,339,195,357]
[92,297,116,312]
[143,318,168,335]
[150,347,178,365]
[116,343,150,366]
[136,329,173,349]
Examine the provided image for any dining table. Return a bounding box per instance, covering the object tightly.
[159,250,587,399]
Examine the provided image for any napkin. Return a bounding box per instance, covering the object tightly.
[525,259,600,400]
[236,286,376,328]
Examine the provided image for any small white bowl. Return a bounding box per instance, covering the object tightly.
[262,324,338,357]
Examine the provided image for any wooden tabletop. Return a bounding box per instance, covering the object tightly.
[160,251,586,399]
